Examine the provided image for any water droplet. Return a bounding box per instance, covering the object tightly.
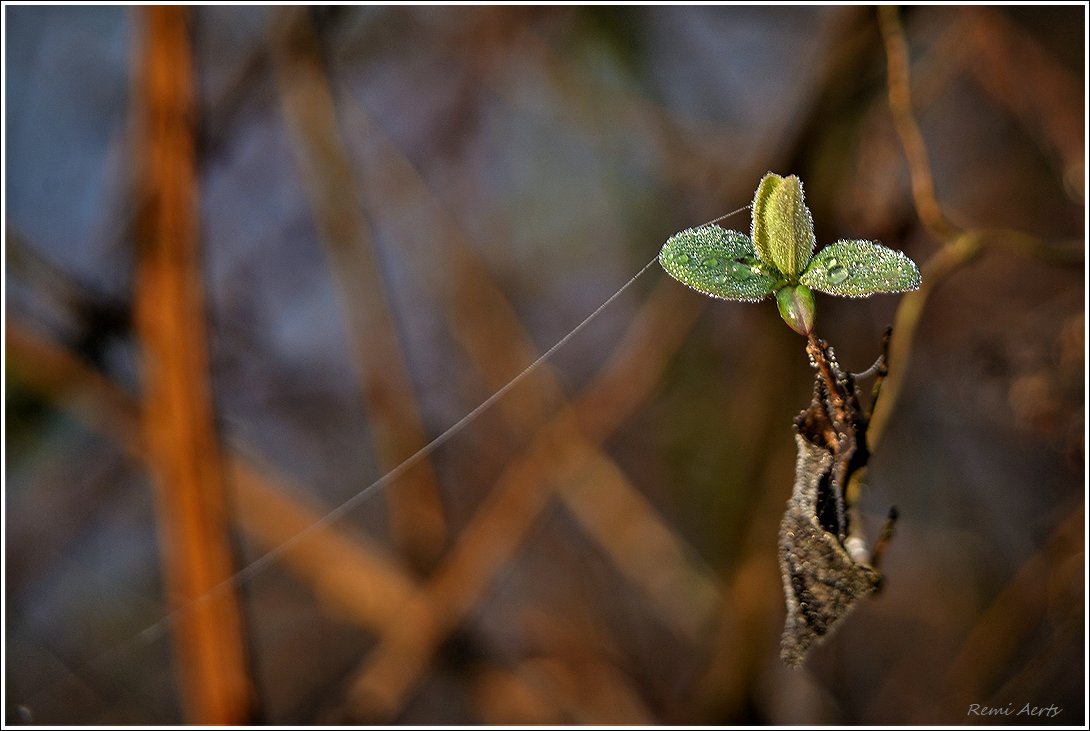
[702,257,719,268]
[826,257,838,268]
[676,253,689,264]
[729,262,752,279]
[828,265,849,285]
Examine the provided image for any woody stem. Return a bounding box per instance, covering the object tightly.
[806,332,845,413]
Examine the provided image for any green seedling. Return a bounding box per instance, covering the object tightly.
[658,173,921,335]
[658,173,921,666]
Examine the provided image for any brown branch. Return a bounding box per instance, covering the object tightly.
[470,621,654,725]
[6,238,715,726]
[270,7,447,573]
[343,343,721,722]
[6,317,424,634]
[469,664,565,725]
[334,94,723,720]
[864,501,1084,720]
[335,99,718,618]
[806,332,847,416]
[346,413,578,719]
[228,455,420,629]
[972,229,1085,268]
[507,654,655,725]
[962,6,1084,200]
[877,5,960,242]
[346,407,719,719]
[131,7,251,723]
[943,503,1084,703]
[867,231,982,451]
[869,8,1082,453]
[575,279,707,443]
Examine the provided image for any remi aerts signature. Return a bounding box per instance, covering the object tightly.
[967,703,1062,719]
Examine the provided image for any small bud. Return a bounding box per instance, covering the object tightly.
[776,285,816,336]
[752,173,816,279]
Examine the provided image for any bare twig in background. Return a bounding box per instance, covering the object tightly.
[5,195,718,727]
[868,6,1084,453]
[345,412,582,718]
[470,609,657,725]
[253,11,723,719]
[575,280,706,442]
[961,6,1085,201]
[6,322,144,451]
[345,373,721,719]
[942,503,1084,708]
[6,154,720,728]
[510,653,655,724]
[867,231,981,450]
[863,501,1084,722]
[469,665,565,725]
[270,6,448,572]
[338,94,718,621]
[876,5,960,243]
[131,7,251,723]
[333,89,722,719]
[855,7,1084,720]
[5,319,423,636]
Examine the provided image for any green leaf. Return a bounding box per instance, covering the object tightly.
[775,285,816,336]
[751,173,816,280]
[659,225,782,302]
[800,240,922,297]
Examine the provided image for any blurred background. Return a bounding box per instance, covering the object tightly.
[4,5,1084,725]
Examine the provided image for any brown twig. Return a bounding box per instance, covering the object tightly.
[131,7,251,723]
[346,369,722,719]
[864,501,1083,720]
[270,7,447,573]
[334,91,722,719]
[469,664,564,725]
[576,280,707,442]
[5,317,424,636]
[345,413,578,719]
[866,231,982,451]
[862,14,1084,717]
[806,332,847,416]
[877,5,960,242]
[870,7,1082,452]
[961,6,1084,200]
[942,503,1084,705]
[6,247,695,726]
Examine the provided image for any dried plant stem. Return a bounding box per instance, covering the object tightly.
[270,7,448,572]
[344,304,721,718]
[962,6,1084,198]
[877,5,959,242]
[132,7,251,723]
[5,318,424,644]
[806,332,846,417]
[870,7,1082,452]
[333,94,721,719]
[867,231,981,450]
